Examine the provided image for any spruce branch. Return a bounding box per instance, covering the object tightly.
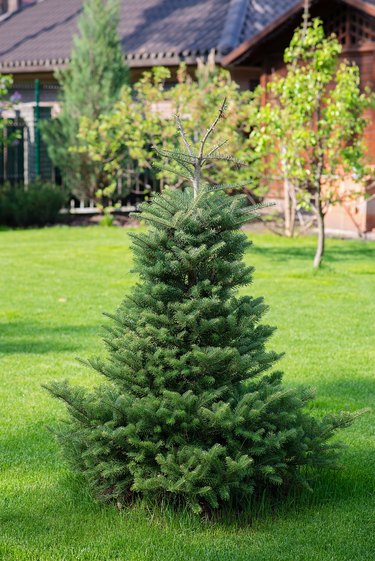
[152,161,193,182]
[239,201,275,213]
[205,139,229,158]
[205,181,252,193]
[202,154,248,167]
[153,146,195,165]
[152,146,195,176]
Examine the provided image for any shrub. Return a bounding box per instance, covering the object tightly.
[0,181,66,228]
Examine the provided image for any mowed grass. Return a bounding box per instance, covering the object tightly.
[0,226,374,561]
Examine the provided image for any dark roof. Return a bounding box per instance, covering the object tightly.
[0,0,299,72]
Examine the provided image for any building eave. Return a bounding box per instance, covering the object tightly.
[0,50,221,73]
[126,50,221,68]
[0,57,69,73]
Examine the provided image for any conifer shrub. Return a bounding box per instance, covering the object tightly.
[46,103,357,513]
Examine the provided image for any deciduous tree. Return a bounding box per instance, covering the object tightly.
[250,19,374,267]
[76,55,262,208]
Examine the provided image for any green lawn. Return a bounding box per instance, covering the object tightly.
[1,226,374,561]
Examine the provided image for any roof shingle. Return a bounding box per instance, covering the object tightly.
[0,0,300,71]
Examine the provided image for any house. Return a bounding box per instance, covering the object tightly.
[0,0,297,187]
[0,0,374,233]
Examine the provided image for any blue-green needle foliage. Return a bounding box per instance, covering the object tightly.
[46,110,357,514]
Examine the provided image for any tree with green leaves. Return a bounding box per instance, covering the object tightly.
[0,74,17,143]
[46,103,358,513]
[0,73,13,125]
[42,0,129,199]
[0,74,23,178]
[251,18,374,267]
[75,54,262,208]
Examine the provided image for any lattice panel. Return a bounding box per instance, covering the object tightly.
[349,10,375,45]
[325,6,375,46]
[325,7,349,45]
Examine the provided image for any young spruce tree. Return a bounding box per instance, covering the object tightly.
[42,0,129,199]
[46,102,357,513]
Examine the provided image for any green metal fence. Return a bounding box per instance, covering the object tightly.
[0,79,56,185]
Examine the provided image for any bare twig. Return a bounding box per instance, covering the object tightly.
[173,101,228,198]
[198,98,227,159]
[175,114,195,159]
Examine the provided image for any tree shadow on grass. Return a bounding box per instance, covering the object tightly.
[314,376,375,409]
[0,322,100,355]
[250,241,375,264]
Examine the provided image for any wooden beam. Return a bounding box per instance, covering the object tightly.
[343,0,375,17]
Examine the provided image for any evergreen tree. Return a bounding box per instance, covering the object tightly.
[46,103,357,513]
[42,0,129,198]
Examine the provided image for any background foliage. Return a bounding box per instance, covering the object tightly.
[76,55,262,206]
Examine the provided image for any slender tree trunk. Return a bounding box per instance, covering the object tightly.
[284,176,292,236]
[282,148,296,237]
[283,178,297,237]
[313,196,325,269]
[302,0,310,34]
[289,186,297,237]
